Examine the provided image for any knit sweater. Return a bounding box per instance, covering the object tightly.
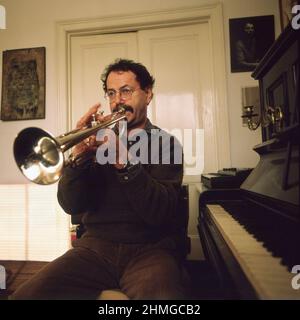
[57,119,185,244]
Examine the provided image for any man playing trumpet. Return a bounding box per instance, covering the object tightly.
[11,59,189,300]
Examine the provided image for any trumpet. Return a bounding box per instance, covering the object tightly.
[13,105,131,185]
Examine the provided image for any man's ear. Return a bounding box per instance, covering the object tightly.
[145,87,153,105]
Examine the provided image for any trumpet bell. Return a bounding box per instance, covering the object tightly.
[13,127,64,185]
[13,105,131,185]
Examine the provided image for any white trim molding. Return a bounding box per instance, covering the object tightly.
[56,3,231,169]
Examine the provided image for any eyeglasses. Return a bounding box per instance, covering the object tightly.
[105,86,137,102]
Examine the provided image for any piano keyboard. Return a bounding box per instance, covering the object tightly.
[207,204,300,299]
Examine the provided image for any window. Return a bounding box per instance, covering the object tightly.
[0,184,70,261]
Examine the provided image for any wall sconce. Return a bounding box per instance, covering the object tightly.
[242,105,283,132]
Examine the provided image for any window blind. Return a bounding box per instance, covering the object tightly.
[0,184,70,261]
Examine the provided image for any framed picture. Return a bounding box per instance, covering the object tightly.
[229,16,275,73]
[1,47,45,121]
[279,0,300,30]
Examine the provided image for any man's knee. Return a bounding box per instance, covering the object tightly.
[120,252,190,299]
[10,277,49,300]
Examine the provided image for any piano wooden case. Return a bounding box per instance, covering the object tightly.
[198,25,299,299]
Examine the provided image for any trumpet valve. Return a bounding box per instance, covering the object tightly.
[90,114,98,127]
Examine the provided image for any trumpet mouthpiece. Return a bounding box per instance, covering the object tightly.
[116,104,133,113]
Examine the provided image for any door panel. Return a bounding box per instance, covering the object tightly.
[138,24,217,175]
[70,25,217,175]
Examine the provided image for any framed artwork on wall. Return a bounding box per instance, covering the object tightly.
[229,15,275,73]
[1,47,46,121]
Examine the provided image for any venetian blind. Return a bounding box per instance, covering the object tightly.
[0,184,70,261]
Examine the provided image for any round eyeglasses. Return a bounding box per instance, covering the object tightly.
[105,87,137,102]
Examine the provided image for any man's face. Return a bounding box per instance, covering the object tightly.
[244,23,255,36]
[106,70,152,129]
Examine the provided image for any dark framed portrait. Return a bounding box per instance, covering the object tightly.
[229,16,275,73]
[1,47,46,121]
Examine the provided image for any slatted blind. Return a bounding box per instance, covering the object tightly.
[0,184,70,261]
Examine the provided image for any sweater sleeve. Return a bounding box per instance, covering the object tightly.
[57,165,93,215]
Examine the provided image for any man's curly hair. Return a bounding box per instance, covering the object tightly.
[101,58,155,92]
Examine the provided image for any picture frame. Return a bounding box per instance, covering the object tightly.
[279,0,300,30]
[1,47,46,121]
[229,15,275,73]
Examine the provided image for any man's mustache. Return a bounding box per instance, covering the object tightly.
[114,104,134,113]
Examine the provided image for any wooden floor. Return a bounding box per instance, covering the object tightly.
[0,260,48,300]
[0,259,221,300]
[185,260,223,299]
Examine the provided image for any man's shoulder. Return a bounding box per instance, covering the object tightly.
[145,119,183,153]
[146,119,177,139]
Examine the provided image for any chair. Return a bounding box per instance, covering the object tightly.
[70,184,190,299]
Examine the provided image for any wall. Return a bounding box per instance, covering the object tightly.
[0,0,280,183]
[223,0,280,168]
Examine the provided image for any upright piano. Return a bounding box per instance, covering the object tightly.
[198,24,299,299]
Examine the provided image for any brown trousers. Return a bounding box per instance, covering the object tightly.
[10,235,190,300]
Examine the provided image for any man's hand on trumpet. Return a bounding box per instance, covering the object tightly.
[71,103,129,169]
[71,103,103,159]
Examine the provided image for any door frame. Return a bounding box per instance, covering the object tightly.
[56,4,231,169]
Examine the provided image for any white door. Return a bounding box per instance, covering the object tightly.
[70,24,217,175]
[138,24,217,177]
